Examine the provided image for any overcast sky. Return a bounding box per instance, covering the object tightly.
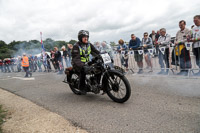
[0,0,199,44]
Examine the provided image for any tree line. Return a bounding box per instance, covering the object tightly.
[0,39,77,59]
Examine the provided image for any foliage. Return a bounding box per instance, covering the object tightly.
[68,40,77,45]
[110,41,116,46]
[0,38,78,59]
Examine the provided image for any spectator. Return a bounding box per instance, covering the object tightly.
[7,58,11,72]
[2,59,6,72]
[101,41,114,60]
[172,20,191,76]
[149,30,157,57]
[62,46,68,68]
[154,30,160,56]
[190,15,200,76]
[4,58,11,73]
[50,50,57,71]
[46,53,51,72]
[157,28,171,75]
[141,32,153,72]
[117,39,128,71]
[94,42,102,52]
[129,34,143,74]
[37,56,42,72]
[149,30,156,44]
[156,30,160,40]
[67,44,73,67]
[41,53,47,72]
[33,56,38,72]
[0,59,3,72]
[17,56,22,72]
[28,55,33,72]
[9,58,15,72]
[54,47,63,74]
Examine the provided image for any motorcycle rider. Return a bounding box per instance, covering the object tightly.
[71,30,100,95]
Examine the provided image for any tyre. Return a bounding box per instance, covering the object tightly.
[114,65,125,74]
[69,73,82,95]
[106,71,131,103]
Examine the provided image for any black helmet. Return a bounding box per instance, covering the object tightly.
[78,30,89,42]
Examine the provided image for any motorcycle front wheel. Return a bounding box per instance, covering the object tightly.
[106,71,131,103]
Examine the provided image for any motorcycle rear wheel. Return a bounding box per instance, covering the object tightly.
[69,73,82,95]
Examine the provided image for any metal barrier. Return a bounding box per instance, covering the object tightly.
[113,44,200,77]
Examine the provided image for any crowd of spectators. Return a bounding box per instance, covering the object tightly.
[115,15,200,76]
[0,44,73,75]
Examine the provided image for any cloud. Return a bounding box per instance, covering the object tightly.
[0,0,200,44]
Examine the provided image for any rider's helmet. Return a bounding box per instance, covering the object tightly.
[78,30,89,42]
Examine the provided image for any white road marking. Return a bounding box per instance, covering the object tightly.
[12,77,35,80]
[0,78,13,80]
[0,77,35,81]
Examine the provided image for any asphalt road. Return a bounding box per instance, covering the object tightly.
[0,72,200,133]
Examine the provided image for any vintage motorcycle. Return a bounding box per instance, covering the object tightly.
[63,53,131,103]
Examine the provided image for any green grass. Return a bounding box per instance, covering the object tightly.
[0,105,7,133]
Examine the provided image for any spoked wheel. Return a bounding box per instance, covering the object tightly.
[114,65,125,74]
[69,73,82,95]
[106,72,131,103]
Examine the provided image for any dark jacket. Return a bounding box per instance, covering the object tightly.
[63,50,68,58]
[54,51,62,62]
[128,37,141,50]
[71,42,100,69]
[155,33,160,41]
[67,49,72,57]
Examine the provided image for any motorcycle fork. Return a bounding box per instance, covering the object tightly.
[104,73,115,91]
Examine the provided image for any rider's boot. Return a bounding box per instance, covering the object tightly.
[78,83,87,95]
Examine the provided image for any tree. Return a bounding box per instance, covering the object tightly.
[68,40,77,45]
[43,38,55,51]
[0,38,77,59]
[0,48,14,59]
[54,41,66,50]
[7,40,25,51]
[0,40,7,48]
[110,41,116,46]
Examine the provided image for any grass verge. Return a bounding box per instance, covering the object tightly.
[0,105,7,133]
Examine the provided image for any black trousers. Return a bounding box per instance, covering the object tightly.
[79,70,86,90]
[172,47,192,69]
[47,60,51,70]
[72,67,101,90]
[55,61,60,71]
[193,47,200,68]
[23,67,31,77]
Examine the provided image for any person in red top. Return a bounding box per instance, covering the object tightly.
[22,53,32,77]
[0,59,3,72]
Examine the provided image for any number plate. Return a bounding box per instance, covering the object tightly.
[101,53,112,64]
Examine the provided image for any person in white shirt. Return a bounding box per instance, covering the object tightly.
[94,42,102,52]
[156,28,171,75]
[141,32,153,72]
[101,41,114,60]
[190,15,200,76]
